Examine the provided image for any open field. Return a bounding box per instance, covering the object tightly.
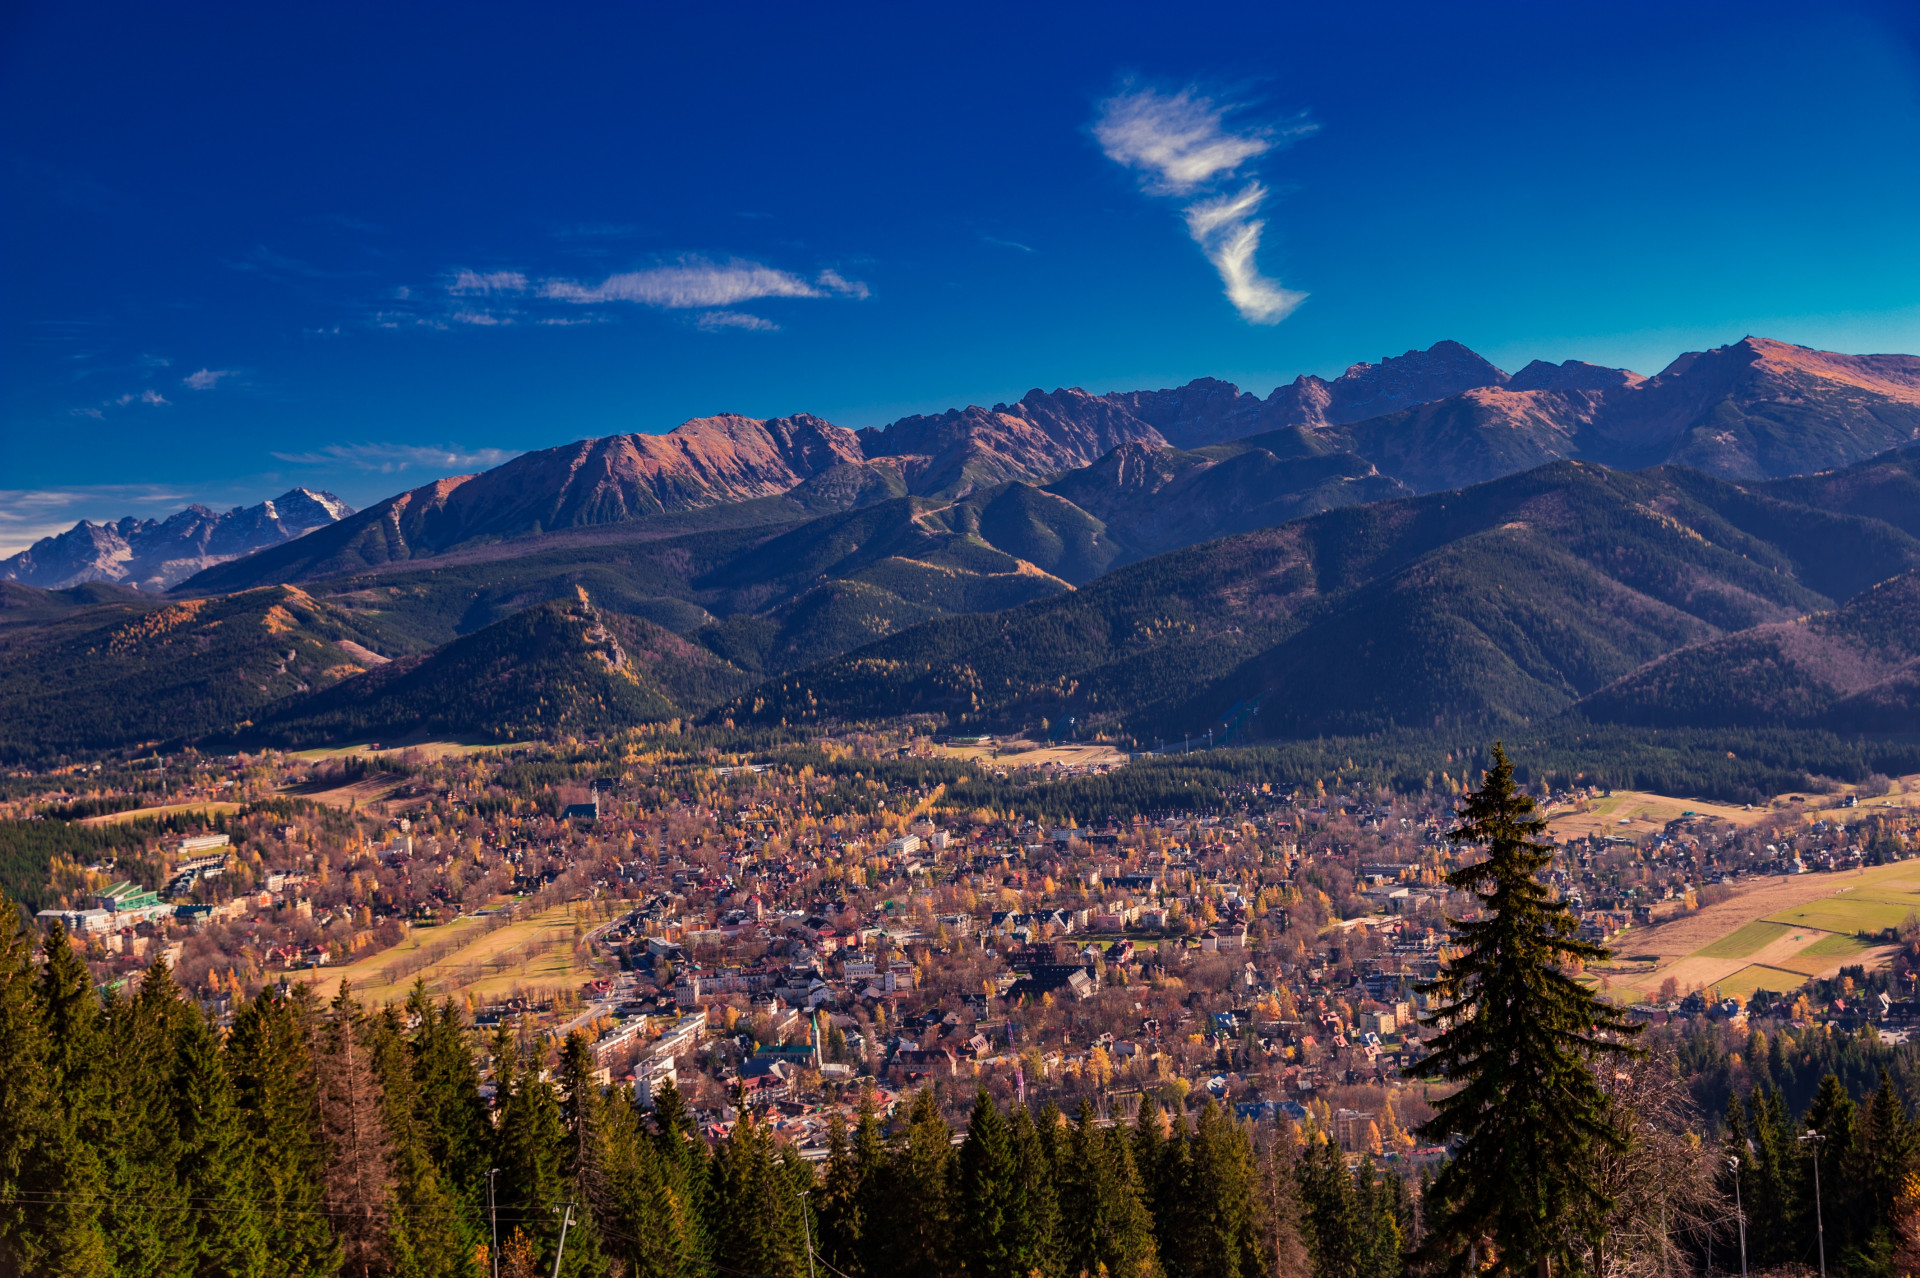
[79,800,242,827]
[284,900,611,1005]
[1545,791,1768,841]
[1599,859,1920,1003]
[291,739,526,763]
[934,739,1130,769]
[1547,773,1920,844]
[277,773,408,811]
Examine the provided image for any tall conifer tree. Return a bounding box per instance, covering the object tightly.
[1410,744,1640,1275]
[227,985,341,1277]
[31,921,113,1276]
[957,1087,1021,1278]
[173,1008,270,1276]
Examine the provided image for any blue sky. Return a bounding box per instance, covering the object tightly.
[4,0,1919,553]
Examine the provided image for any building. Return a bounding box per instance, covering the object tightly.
[95,881,171,924]
[36,908,112,934]
[561,797,600,822]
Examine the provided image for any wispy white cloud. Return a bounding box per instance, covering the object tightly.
[1094,85,1315,324]
[1095,87,1274,195]
[980,234,1036,253]
[183,368,236,390]
[267,442,520,474]
[451,309,512,326]
[697,311,778,332]
[815,269,870,299]
[71,388,170,418]
[447,269,529,296]
[541,257,828,308]
[1183,182,1306,324]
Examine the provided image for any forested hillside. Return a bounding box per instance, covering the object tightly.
[723,459,1920,741]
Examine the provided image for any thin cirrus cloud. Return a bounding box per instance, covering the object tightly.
[71,388,169,418]
[1094,85,1316,324]
[422,256,869,331]
[183,368,236,390]
[268,442,521,475]
[539,258,867,308]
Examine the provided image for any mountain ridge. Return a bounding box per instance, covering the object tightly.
[1,488,353,592]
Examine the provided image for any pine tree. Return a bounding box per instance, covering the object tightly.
[363,1004,477,1278]
[320,983,397,1278]
[552,1031,610,1278]
[599,1082,703,1278]
[707,1111,810,1278]
[1179,1101,1263,1278]
[1409,744,1641,1276]
[410,991,494,1210]
[957,1087,1021,1278]
[31,920,113,1276]
[1059,1098,1157,1278]
[227,984,341,1277]
[105,959,197,1275]
[875,1087,959,1278]
[1009,1101,1061,1278]
[0,894,65,1276]
[173,1008,271,1276]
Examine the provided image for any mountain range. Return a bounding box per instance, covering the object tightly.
[0,488,353,592]
[3,334,1918,763]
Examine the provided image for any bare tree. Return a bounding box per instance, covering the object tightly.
[318,985,396,1278]
[1575,1043,1726,1278]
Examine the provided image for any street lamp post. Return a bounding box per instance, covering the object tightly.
[1799,1129,1827,1278]
[487,1168,501,1278]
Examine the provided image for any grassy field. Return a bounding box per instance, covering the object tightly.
[79,800,242,827]
[286,899,613,1006]
[1698,920,1793,959]
[1598,860,1920,1005]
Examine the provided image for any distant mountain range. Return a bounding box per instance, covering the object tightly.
[0,488,353,591]
[3,333,1918,762]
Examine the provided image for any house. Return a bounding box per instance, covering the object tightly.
[561,797,600,823]
[1007,964,1096,1002]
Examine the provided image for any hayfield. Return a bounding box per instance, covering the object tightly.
[286,899,613,1006]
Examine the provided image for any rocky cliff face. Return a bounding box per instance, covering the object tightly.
[0,488,354,591]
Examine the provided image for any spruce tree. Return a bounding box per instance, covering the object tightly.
[599,1083,703,1278]
[1180,1101,1263,1278]
[173,1008,270,1276]
[32,920,113,1276]
[650,1081,714,1273]
[551,1031,611,1278]
[818,1110,867,1277]
[363,1004,477,1278]
[1008,1101,1061,1278]
[227,985,341,1277]
[957,1087,1021,1278]
[1058,1098,1157,1278]
[876,1088,958,1278]
[0,894,64,1277]
[410,992,494,1210]
[707,1111,809,1278]
[1409,744,1641,1275]
[492,1048,573,1275]
[106,959,197,1275]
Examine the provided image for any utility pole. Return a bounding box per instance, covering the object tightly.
[488,1168,501,1278]
[798,1189,818,1278]
[1729,1156,1747,1278]
[1799,1129,1826,1278]
[550,1201,575,1278]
